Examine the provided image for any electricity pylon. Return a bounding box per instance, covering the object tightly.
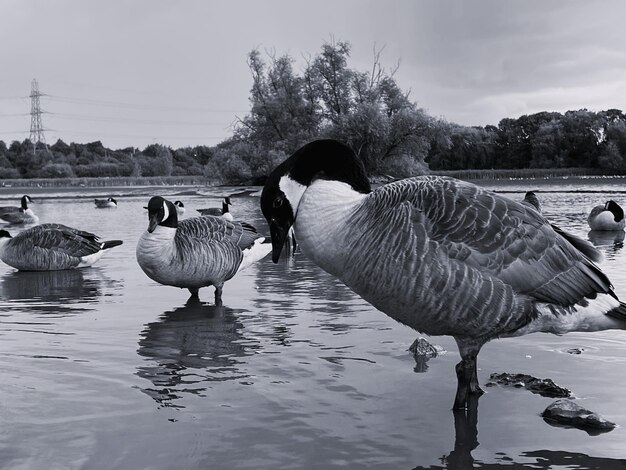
[29,79,47,154]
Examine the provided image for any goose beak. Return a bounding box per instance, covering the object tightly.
[147,213,160,233]
[269,219,290,263]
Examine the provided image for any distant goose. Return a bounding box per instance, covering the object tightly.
[588,200,625,231]
[0,195,34,215]
[174,200,186,216]
[0,195,38,225]
[0,223,123,271]
[198,197,233,221]
[261,139,626,410]
[95,197,117,208]
[521,191,541,213]
[136,196,270,303]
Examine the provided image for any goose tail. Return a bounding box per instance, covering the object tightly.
[101,240,123,250]
[606,301,626,321]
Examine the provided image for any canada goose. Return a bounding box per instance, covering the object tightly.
[0,195,34,215]
[521,191,541,213]
[261,139,626,410]
[0,195,38,225]
[95,197,117,208]
[0,223,123,271]
[174,200,185,216]
[136,196,270,303]
[198,197,233,221]
[588,200,625,231]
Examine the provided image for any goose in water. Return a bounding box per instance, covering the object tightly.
[95,197,118,208]
[136,196,271,303]
[0,223,123,271]
[261,139,626,410]
[198,197,233,221]
[521,191,541,213]
[0,195,34,216]
[0,195,38,225]
[174,200,186,217]
[588,200,625,231]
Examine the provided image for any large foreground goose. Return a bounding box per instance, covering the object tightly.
[588,200,625,231]
[198,197,233,221]
[136,196,270,302]
[0,195,38,225]
[0,223,123,270]
[261,139,626,410]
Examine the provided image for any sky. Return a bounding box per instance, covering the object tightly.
[1,0,626,150]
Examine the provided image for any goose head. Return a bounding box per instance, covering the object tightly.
[174,200,184,209]
[146,196,178,233]
[261,139,371,263]
[0,229,11,248]
[21,195,34,210]
[605,200,624,222]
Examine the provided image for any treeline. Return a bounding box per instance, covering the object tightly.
[2,40,626,183]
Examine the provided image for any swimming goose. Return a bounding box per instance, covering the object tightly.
[0,195,38,225]
[0,223,123,271]
[261,139,626,410]
[521,191,541,213]
[0,195,34,215]
[198,197,233,221]
[136,196,270,303]
[174,200,186,216]
[95,197,118,208]
[588,200,625,231]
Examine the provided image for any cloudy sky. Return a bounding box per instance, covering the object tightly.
[2,0,626,150]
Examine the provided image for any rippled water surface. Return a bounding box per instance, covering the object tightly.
[1,182,626,469]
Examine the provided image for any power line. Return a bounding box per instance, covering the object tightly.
[48,94,248,114]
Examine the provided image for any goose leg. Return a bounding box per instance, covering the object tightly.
[453,340,484,410]
[188,287,199,298]
[214,284,223,305]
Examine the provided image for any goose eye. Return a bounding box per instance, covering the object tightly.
[273,197,283,208]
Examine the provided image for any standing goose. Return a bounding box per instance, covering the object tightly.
[588,200,625,231]
[0,224,123,271]
[136,196,270,302]
[95,197,118,208]
[0,195,38,225]
[174,200,186,217]
[198,197,233,221]
[261,139,626,410]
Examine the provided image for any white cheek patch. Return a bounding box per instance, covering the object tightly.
[279,175,306,216]
[162,201,170,222]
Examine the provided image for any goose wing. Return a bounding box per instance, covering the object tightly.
[363,176,611,307]
[12,223,103,257]
[177,216,261,251]
[197,208,222,216]
[1,212,28,223]
[0,206,19,215]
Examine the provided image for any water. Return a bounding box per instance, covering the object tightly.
[1,183,626,469]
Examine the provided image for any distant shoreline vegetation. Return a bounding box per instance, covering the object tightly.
[2,168,625,189]
[2,40,626,186]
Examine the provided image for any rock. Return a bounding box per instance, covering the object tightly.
[487,372,571,398]
[408,337,445,373]
[565,348,585,355]
[542,399,616,435]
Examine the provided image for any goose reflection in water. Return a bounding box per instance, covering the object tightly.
[588,230,625,260]
[0,269,108,315]
[413,398,626,469]
[136,299,259,408]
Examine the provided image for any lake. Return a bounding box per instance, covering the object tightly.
[1,180,626,469]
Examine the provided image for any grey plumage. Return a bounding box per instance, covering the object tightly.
[0,223,123,271]
[198,197,233,220]
[95,197,117,208]
[261,139,626,410]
